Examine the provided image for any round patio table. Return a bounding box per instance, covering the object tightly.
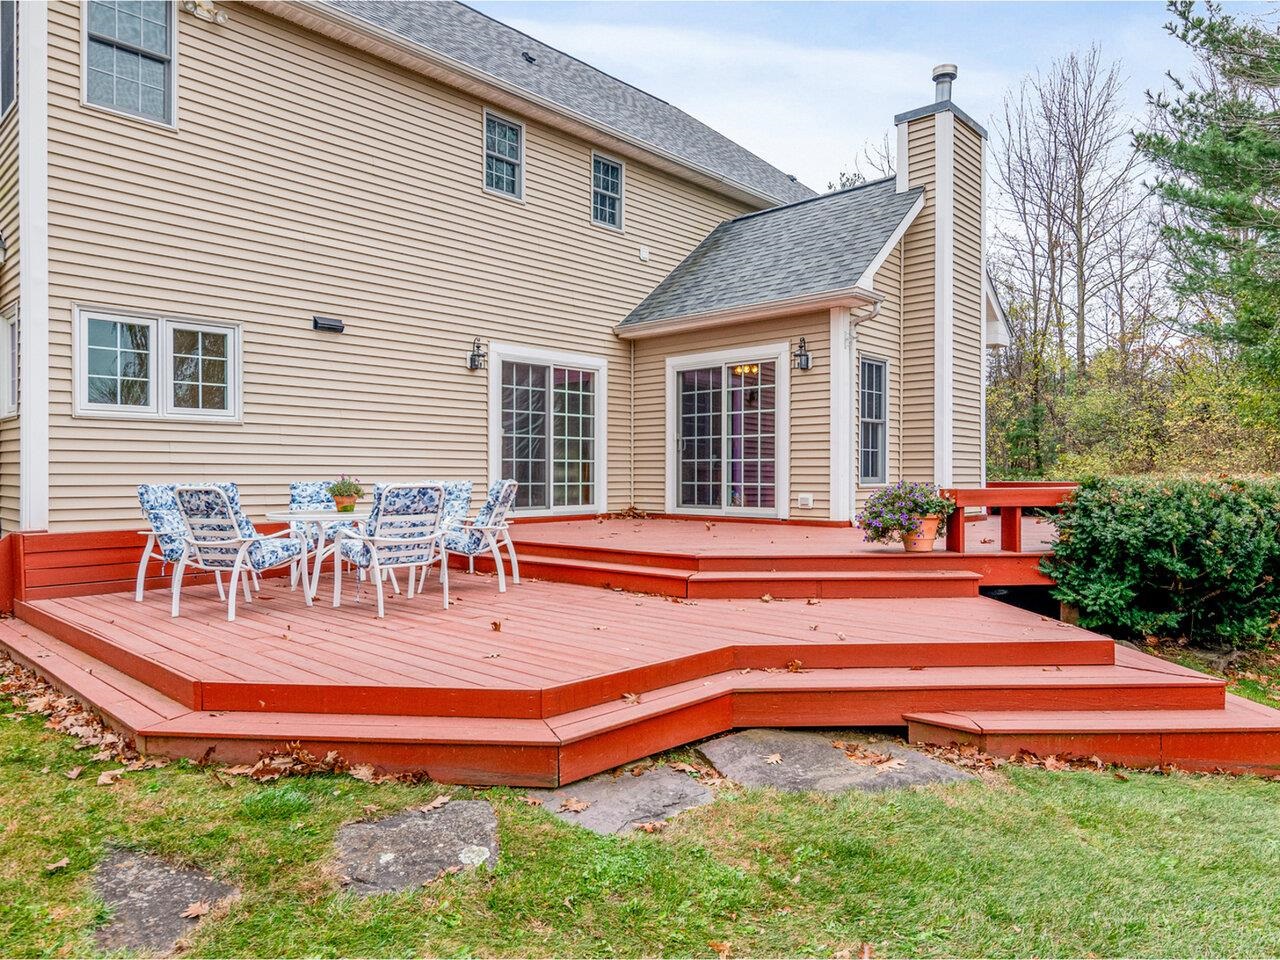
[265,508,372,600]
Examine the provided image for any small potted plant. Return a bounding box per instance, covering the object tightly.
[856,481,956,552]
[328,475,364,512]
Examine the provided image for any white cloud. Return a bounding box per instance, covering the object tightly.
[505,17,1015,191]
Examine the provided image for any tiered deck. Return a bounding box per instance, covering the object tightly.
[4,563,1278,783]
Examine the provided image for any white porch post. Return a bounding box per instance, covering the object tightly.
[828,305,854,522]
[18,3,50,530]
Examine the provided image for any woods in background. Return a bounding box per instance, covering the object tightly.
[986,1,1280,479]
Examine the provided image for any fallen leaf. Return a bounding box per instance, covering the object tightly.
[763,754,782,765]
[786,659,804,673]
[415,794,450,812]
[980,537,995,544]
[490,620,502,632]
[519,795,543,806]
[97,768,125,786]
[636,820,665,833]
[64,767,83,780]
[805,598,821,606]
[1113,771,1130,782]
[708,940,732,959]
[44,857,70,873]
[760,594,773,603]
[483,652,501,659]
[559,796,591,813]
[349,764,379,783]
[860,944,875,959]
[622,692,641,705]
[181,901,211,919]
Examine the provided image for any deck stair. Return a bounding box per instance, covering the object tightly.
[5,603,1278,784]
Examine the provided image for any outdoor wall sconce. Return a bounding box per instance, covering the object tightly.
[466,337,488,371]
[792,337,813,371]
[312,316,344,333]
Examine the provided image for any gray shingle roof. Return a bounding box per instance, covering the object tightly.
[620,177,924,329]
[325,1,815,205]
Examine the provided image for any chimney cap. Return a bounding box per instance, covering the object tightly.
[932,64,958,83]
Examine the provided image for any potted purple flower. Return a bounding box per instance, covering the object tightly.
[856,481,956,552]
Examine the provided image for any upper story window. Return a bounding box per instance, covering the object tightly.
[591,154,623,229]
[859,356,888,485]
[1,1,15,118]
[76,309,240,420]
[0,305,16,419]
[85,0,175,126]
[484,111,523,199]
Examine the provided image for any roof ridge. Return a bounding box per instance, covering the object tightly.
[726,175,903,224]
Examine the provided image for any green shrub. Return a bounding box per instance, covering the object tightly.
[1043,476,1280,648]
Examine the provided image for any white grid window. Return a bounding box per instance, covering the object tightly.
[727,361,777,509]
[484,113,523,198]
[0,306,16,418]
[501,360,596,510]
[85,0,174,125]
[592,155,623,228]
[678,367,722,508]
[77,310,240,419]
[860,357,887,484]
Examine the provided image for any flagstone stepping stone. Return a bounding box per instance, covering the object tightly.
[528,765,713,835]
[93,849,237,954]
[700,728,973,793]
[334,800,498,894]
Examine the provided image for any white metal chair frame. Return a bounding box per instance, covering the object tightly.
[419,478,521,593]
[332,482,449,618]
[171,485,309,622]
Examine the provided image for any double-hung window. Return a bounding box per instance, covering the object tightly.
[484,112,523,198]
[85,0,175,126]
[859,357,888,485]
[77,310,240,419]
[591,154,623,228]
[0,305,16,419]
[0,1,15,118]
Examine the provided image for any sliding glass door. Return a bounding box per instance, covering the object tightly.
[501,361,596,510]
[677,359,777,513]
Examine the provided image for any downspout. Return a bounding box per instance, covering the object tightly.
[628,338,635,509]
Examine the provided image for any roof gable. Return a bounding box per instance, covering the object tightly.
[325,1,816,206]
[619,178,924,330]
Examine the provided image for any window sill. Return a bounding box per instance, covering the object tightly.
[78,99,178,134]
[482,185,526,205]
[72,407,242,425]
[591,218,625,234]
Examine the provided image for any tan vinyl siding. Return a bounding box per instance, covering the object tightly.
[855,247,903,510]
[899,116,935,481]
[44,2,749,529]
[0,102,18,531]
[951,121,984,486]
[632,313,830,517]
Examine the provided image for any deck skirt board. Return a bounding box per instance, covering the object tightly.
[2,572,1277,784]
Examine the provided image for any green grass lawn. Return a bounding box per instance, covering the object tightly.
[3,693,1280,959]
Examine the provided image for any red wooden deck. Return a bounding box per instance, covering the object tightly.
[3,561,1278,783]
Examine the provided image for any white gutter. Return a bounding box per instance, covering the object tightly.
[614,286,883,340]
[248,1,798,211]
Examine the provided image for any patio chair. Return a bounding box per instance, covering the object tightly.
[332,482,448,618]
[287,480,361,589]
[441,478,520,592]
[135,481,256,602]
[415,479,473,591]
[172,485,307,622]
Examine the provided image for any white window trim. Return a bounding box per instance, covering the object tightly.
[482,108,525,203]
[79,0,180,132]
[487,341,608,517]
[664,341,791,520]
[590,151,625,231]
[857,354,890,487]
[0,303,16,420]
[73,306,242,422]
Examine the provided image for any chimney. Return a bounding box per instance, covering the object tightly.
[932,64,957,103]
[892,65,988,488]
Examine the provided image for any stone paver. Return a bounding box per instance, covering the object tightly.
[93,850,237,955]
[334,800,498,894]
[529,765,713,834]
[700,728,973,793]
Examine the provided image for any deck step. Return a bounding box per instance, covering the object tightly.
[686,569,982,599]
[906,695,1280,776]
[474,554,693,596]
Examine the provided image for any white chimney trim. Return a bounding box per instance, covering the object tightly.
[895,121,910,193]
[932,110,955,487]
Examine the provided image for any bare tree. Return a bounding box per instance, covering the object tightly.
[828,132,896,190]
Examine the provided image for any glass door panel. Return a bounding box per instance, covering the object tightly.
[726,361,776,510]
[678,366,722,508]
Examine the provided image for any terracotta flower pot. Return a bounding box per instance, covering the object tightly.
[901,514,941,552]
[333,495,358,513]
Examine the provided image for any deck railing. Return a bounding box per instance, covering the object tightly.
[941,484,1078,554]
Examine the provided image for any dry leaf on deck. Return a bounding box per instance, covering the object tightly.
[490,620,502,632]
[180,901,211,919]
[786,659,804,673]
[760,594,773,603]
[622,692,641,705]
[483,652,501,659]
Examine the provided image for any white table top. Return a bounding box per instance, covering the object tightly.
[264,508,372,522]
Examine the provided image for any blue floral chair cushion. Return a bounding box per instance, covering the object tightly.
[138,483,186,562]
[444,479,518,556]
[175,486,302,571]
[436,480,474,533]
[289,481,358,541]
[337,483,444,569]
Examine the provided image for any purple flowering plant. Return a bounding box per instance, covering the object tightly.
[856,480,955,544]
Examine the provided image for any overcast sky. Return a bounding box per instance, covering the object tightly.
[469,1,1207,191]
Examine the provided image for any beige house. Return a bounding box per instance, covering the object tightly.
[0,0,1007,533]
